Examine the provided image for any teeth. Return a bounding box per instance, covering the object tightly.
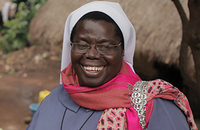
[84,66,104,71]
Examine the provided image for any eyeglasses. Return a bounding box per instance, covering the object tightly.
[70,42,122,55]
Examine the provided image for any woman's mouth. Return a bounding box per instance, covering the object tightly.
[83,66,104,71]
[80,64,105,77]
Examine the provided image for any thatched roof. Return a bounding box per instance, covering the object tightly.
[29,0,190,72]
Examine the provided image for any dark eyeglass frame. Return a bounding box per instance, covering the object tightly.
[70,42,122,54]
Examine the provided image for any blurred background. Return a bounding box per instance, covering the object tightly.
[0,0,199,129]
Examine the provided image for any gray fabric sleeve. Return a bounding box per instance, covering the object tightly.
[147,98,190,130]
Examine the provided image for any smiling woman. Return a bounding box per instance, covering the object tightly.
[26,1,197,130]
[70,16,124,87]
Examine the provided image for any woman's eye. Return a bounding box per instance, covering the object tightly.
[102,45,111,49]
[78,44,89,49]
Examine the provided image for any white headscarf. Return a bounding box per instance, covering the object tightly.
[60,1,136,83]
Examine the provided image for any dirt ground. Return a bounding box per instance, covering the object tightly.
[0,45,61,130]
[0,68,60,130]
[0,45,199,130]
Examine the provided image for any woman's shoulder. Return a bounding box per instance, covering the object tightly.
[46,84,67,98]
[40,84,67,106]
[148,98,190,130]
[51,84,65,93]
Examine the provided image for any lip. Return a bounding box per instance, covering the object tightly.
[80,64,105,77]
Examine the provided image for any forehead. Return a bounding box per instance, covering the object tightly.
[74,20,120,41]
[76,19,116,32]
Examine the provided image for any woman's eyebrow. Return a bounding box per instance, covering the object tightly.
[97,37,115,43]
[76,36,89,42]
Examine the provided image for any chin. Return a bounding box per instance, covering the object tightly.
[80,82,103,87]
[79,78,107,87]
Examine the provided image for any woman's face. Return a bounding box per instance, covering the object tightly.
[71,19,124,87]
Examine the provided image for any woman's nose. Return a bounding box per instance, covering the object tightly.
[84,45,102,59]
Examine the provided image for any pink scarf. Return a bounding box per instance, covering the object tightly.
[61,61,197,130]
[61,61,140,109]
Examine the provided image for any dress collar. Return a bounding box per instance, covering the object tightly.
[58,84,80,112]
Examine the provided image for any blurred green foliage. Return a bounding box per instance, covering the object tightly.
[0,0,47,53]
